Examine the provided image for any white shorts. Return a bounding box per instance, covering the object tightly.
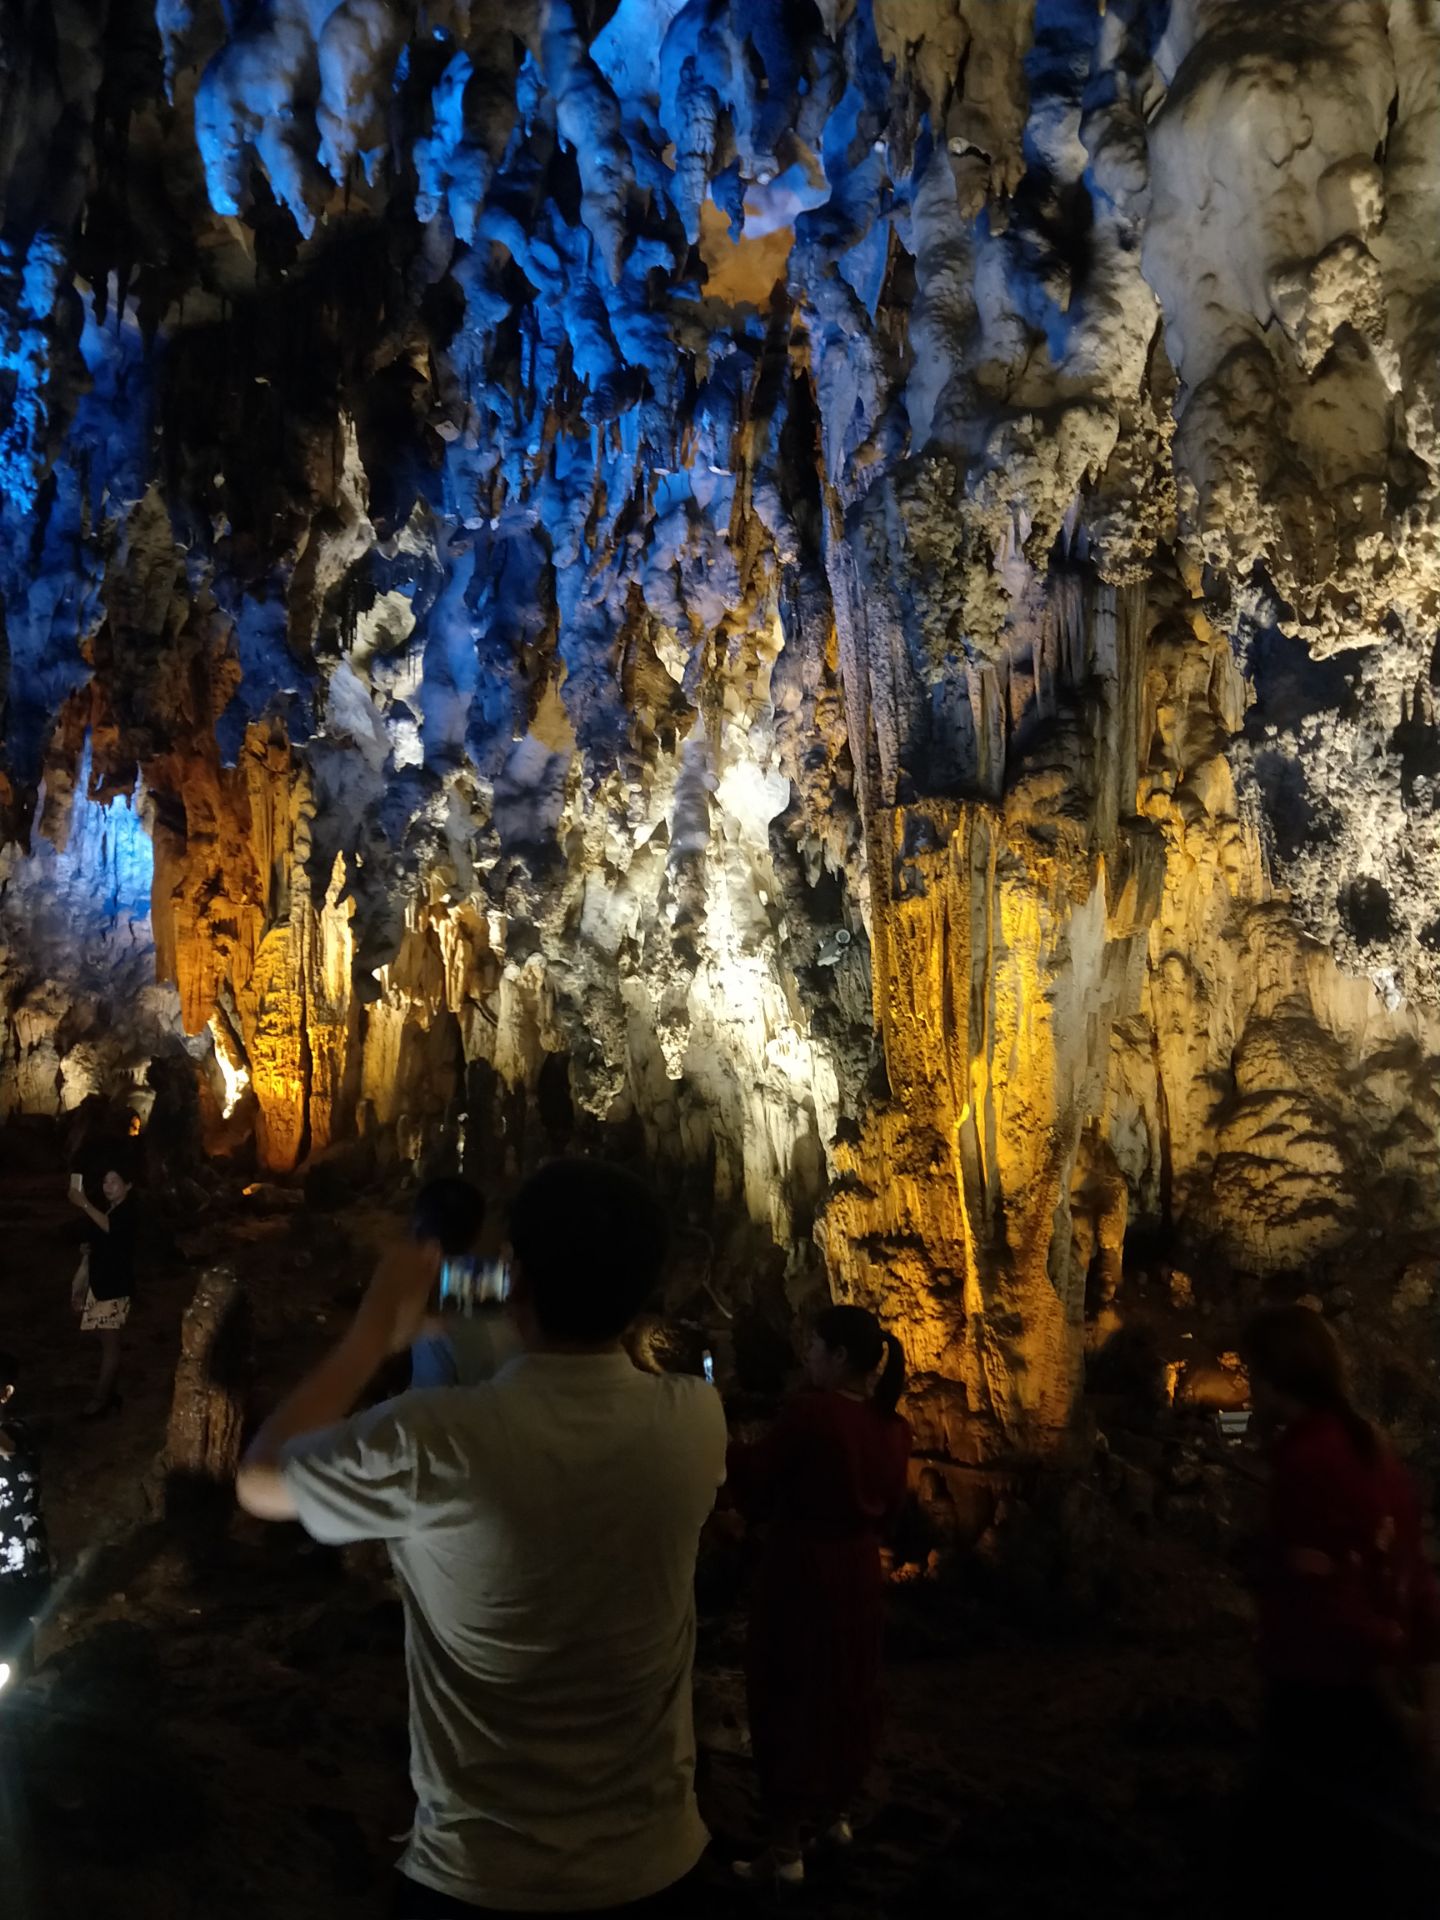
[81,1291,129,1332]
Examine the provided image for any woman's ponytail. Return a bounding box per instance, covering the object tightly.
[873,1330,906,1416]
[814,1303,906,1414]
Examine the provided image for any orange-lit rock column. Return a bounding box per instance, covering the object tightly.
[150,721,350,1174]
[821,799,1160,1461]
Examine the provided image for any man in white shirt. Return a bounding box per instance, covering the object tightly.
[236,1160,727,1917]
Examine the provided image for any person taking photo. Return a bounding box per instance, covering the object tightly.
[66,1155,138,1418]
[236,1159,727,1918]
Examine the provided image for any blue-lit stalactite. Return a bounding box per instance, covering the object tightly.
[1,0,914,865]
[0,0,1170,908]
[49,734,156,934]
[2,262,119,806]
[0,0,1147,1141]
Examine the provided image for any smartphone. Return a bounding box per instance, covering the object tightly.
[440,1256,510,1315]
[477,1258,510,1306]
[439,1257,478,1317]
[702,1350,715,1385]
[69,1172,84,1194]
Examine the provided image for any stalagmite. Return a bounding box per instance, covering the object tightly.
[162,1266,251,1517]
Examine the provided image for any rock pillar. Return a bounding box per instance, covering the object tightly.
[162,1265,251,1522]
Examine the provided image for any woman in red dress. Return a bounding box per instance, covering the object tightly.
[1241,1304,1440,1896]
[727,1305,911,1887]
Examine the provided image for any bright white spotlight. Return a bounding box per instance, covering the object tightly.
[0,1661,11,1693]
[208,1018,251,1118]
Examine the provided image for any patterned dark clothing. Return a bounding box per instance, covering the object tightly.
[0,1418,49,1584]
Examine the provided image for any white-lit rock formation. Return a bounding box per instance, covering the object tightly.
[3,0,1439,1456]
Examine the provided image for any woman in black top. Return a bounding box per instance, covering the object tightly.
[67,1163,137,1417]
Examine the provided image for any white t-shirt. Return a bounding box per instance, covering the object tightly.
[280,1353,727,1912]
[410,1311,524,1390]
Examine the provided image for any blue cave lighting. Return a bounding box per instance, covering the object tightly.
[55,737,155,931]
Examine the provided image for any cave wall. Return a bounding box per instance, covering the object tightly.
[3,0,1439,1455]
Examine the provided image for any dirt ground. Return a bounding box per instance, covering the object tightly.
[0,1165,1258,1920]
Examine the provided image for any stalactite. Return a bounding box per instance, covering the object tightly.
[2,1,1440,1467]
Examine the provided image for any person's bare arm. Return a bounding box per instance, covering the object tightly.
[67,1187,110,1231]
[236,1242,439,1522]
[235,1324,392,1520]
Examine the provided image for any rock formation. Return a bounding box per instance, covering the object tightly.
[3,0,1440,1457]
[161,1262,251,1525]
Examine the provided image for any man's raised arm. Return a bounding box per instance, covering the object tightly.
[236,1242,440,1522]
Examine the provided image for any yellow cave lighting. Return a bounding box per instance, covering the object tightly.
[208,1018,251,1119]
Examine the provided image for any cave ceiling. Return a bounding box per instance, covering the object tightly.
[2,0,1440,1451]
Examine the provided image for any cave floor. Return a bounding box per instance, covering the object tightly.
[0,1169,1255,1920]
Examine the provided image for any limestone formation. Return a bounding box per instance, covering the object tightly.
[162,1264,251,1518]
[4,1,1440,1459]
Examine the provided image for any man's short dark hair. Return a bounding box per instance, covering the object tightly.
[509,1160,668,1344]
[411,1178,486,1256]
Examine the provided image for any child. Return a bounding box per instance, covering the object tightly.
[727,1305,912,1886]
[0,1350,51,1677]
